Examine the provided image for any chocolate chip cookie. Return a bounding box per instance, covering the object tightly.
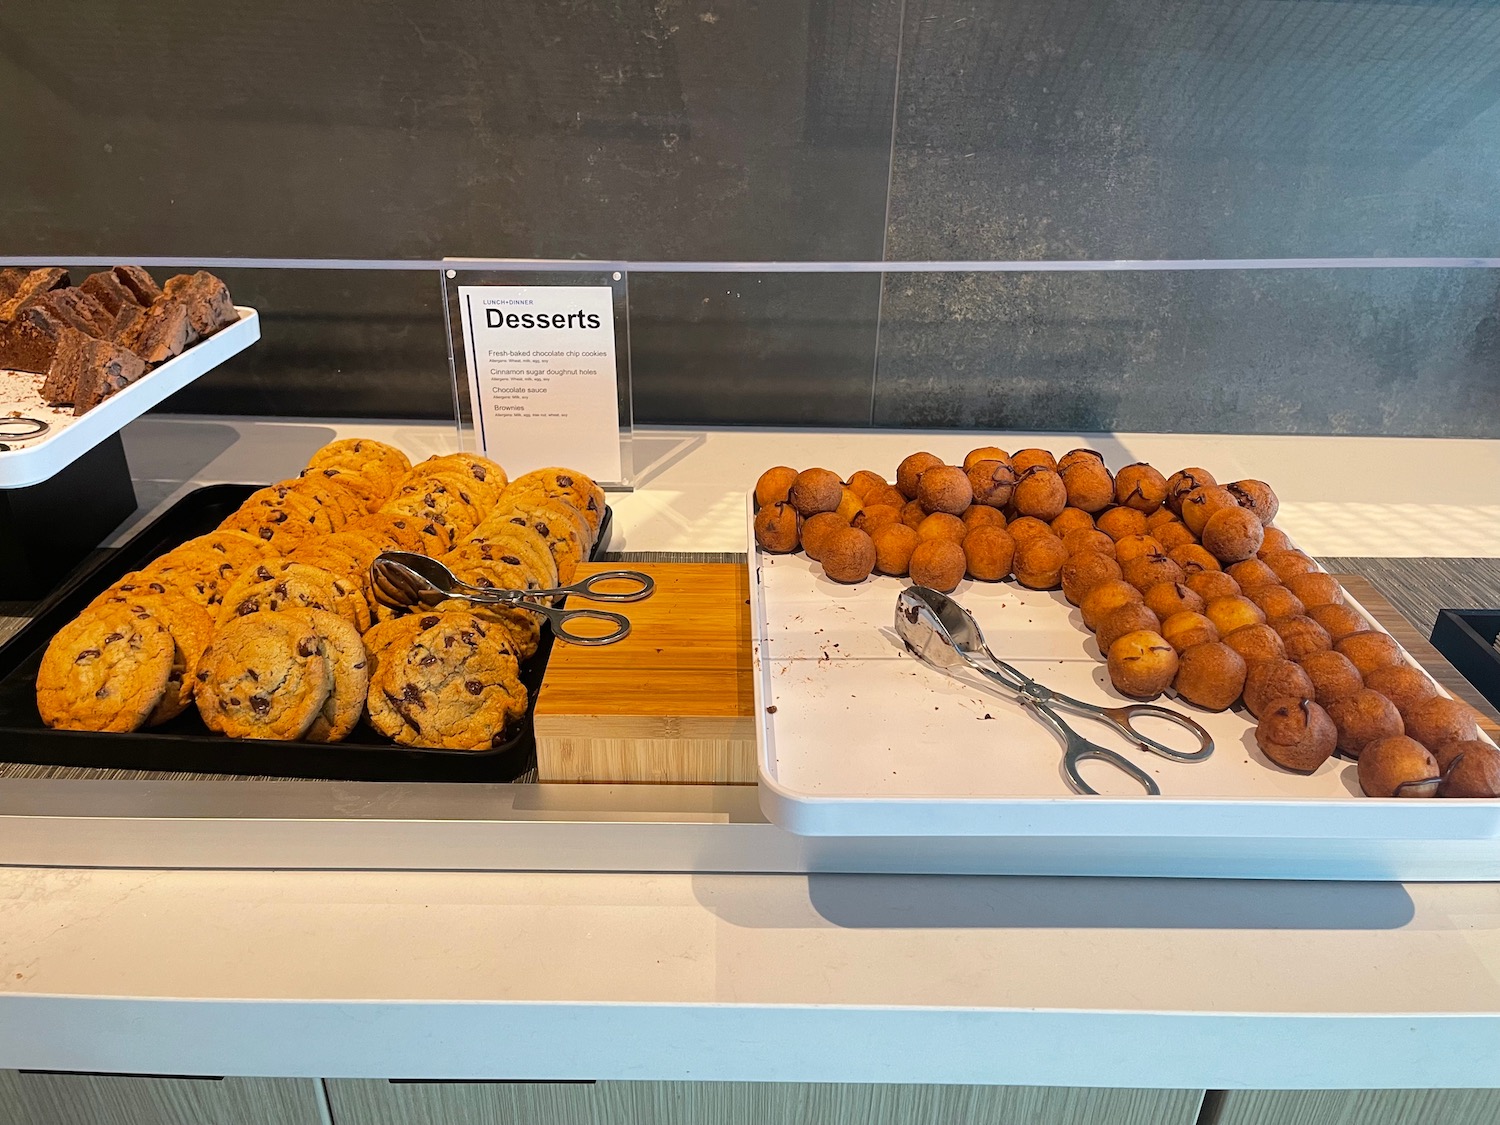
[37,603,176,732]
[306,438,411,492]
[366,611,527,750]
[420,453,507,509]
[215,561,370,632]
[481,500,587,583]
[88,591,213,725]
[195,612,334,740]
[219,484,332,549]
[284,608,369,742]
[352,512,451,556]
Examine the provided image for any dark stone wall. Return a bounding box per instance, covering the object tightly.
[2,0,1497,434]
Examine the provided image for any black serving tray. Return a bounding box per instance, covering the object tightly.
[1431,608,1500,713]
[0,483,611,782]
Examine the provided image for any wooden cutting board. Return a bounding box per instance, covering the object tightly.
[533,563,756,783]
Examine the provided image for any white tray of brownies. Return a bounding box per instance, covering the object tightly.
[0,265,259,488]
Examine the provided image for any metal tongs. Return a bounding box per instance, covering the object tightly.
[370,551,654,646]
[894,585,1214,796]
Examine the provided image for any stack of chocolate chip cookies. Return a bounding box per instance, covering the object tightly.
[35,439,605,753]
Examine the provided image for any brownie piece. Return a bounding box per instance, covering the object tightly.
[0,267,70,321]
[120,296,196,364]
[43,287,115,338]
[0,305,67,372]
[40,326,94,404]
[111,302,144,344]
[81,269,143,317]
[71,336,147,415]
[162,271,237,337]
[111,265,160,306]
[0,267,29,302]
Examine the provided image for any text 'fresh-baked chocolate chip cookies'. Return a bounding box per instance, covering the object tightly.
[37,439,605,753]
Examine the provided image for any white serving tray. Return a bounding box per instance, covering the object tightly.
[748,494,1500,849]
[0,307,259,489]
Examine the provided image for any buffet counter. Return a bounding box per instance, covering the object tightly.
[2,417,1500,1117]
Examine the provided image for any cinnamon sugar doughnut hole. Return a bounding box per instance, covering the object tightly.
[1114,535,1164,564]
[1223,623,1287,667]
[1181,485,1238,537]
[800,512,850,562]
[1121,552,1185,593]
[963,446,1010,471]
[1335,631,1404,677]
[1161,611,1220,654]
[753,501,800,553]
[852,504,902,537]
[844,470,889,502]
[1308,603,1366,643]
[1012,466,1068,521]
[1327,690,1404,759]
[1227,479,1279,525]
[1247,584,1305,620]
[1186,571,1241,602]
[821,527,876,584]
[916,465,974,516]
[1270,614,1332,662]
[896,452,944,500]
[754,466,799,509]
[1107,631,1179,699]
[1010,448,1058,474]
[961,505,1008,534]
[1061,552,1123,606]
[1257,527,1295,558]
[1006,516,1055,547]
[1061,460,1115,513]
[1264,550,1318,582]
[1225,558,1280,591]
[789,468,843,516]
[963,527,1016,582]
[867,485,908,510]
[916,512,967,544]
[908,538,967,593]
[1165,467,1216,516]
[1080,580,1145,632]
[1063,528,1116,558]
[834,488,864,524]
[1169,543,1222,575]
[1362,664,1438,720]
[966,460,1017,508]
[1243,658,1316,719]
[1298,650,1364,707]
[872,523,920,576]
[1205,595,1266,637]
[1014,535,1069,589]
[1155,522,1199,551]
[1096,507,1149,541]
[1143,581,1205,620]
[1097,603,1164,656]
[1114,463,1168,513]
[1050,507,1096,538]
[1285,572,1344,609]
[1057,448,1106,472]
[1403,696,1480,753]
[1256,698,1337,772]
[1173,642,1247,711]
[1202,506,1265,563]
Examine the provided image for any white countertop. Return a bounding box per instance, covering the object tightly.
[3,416,1500,1087]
